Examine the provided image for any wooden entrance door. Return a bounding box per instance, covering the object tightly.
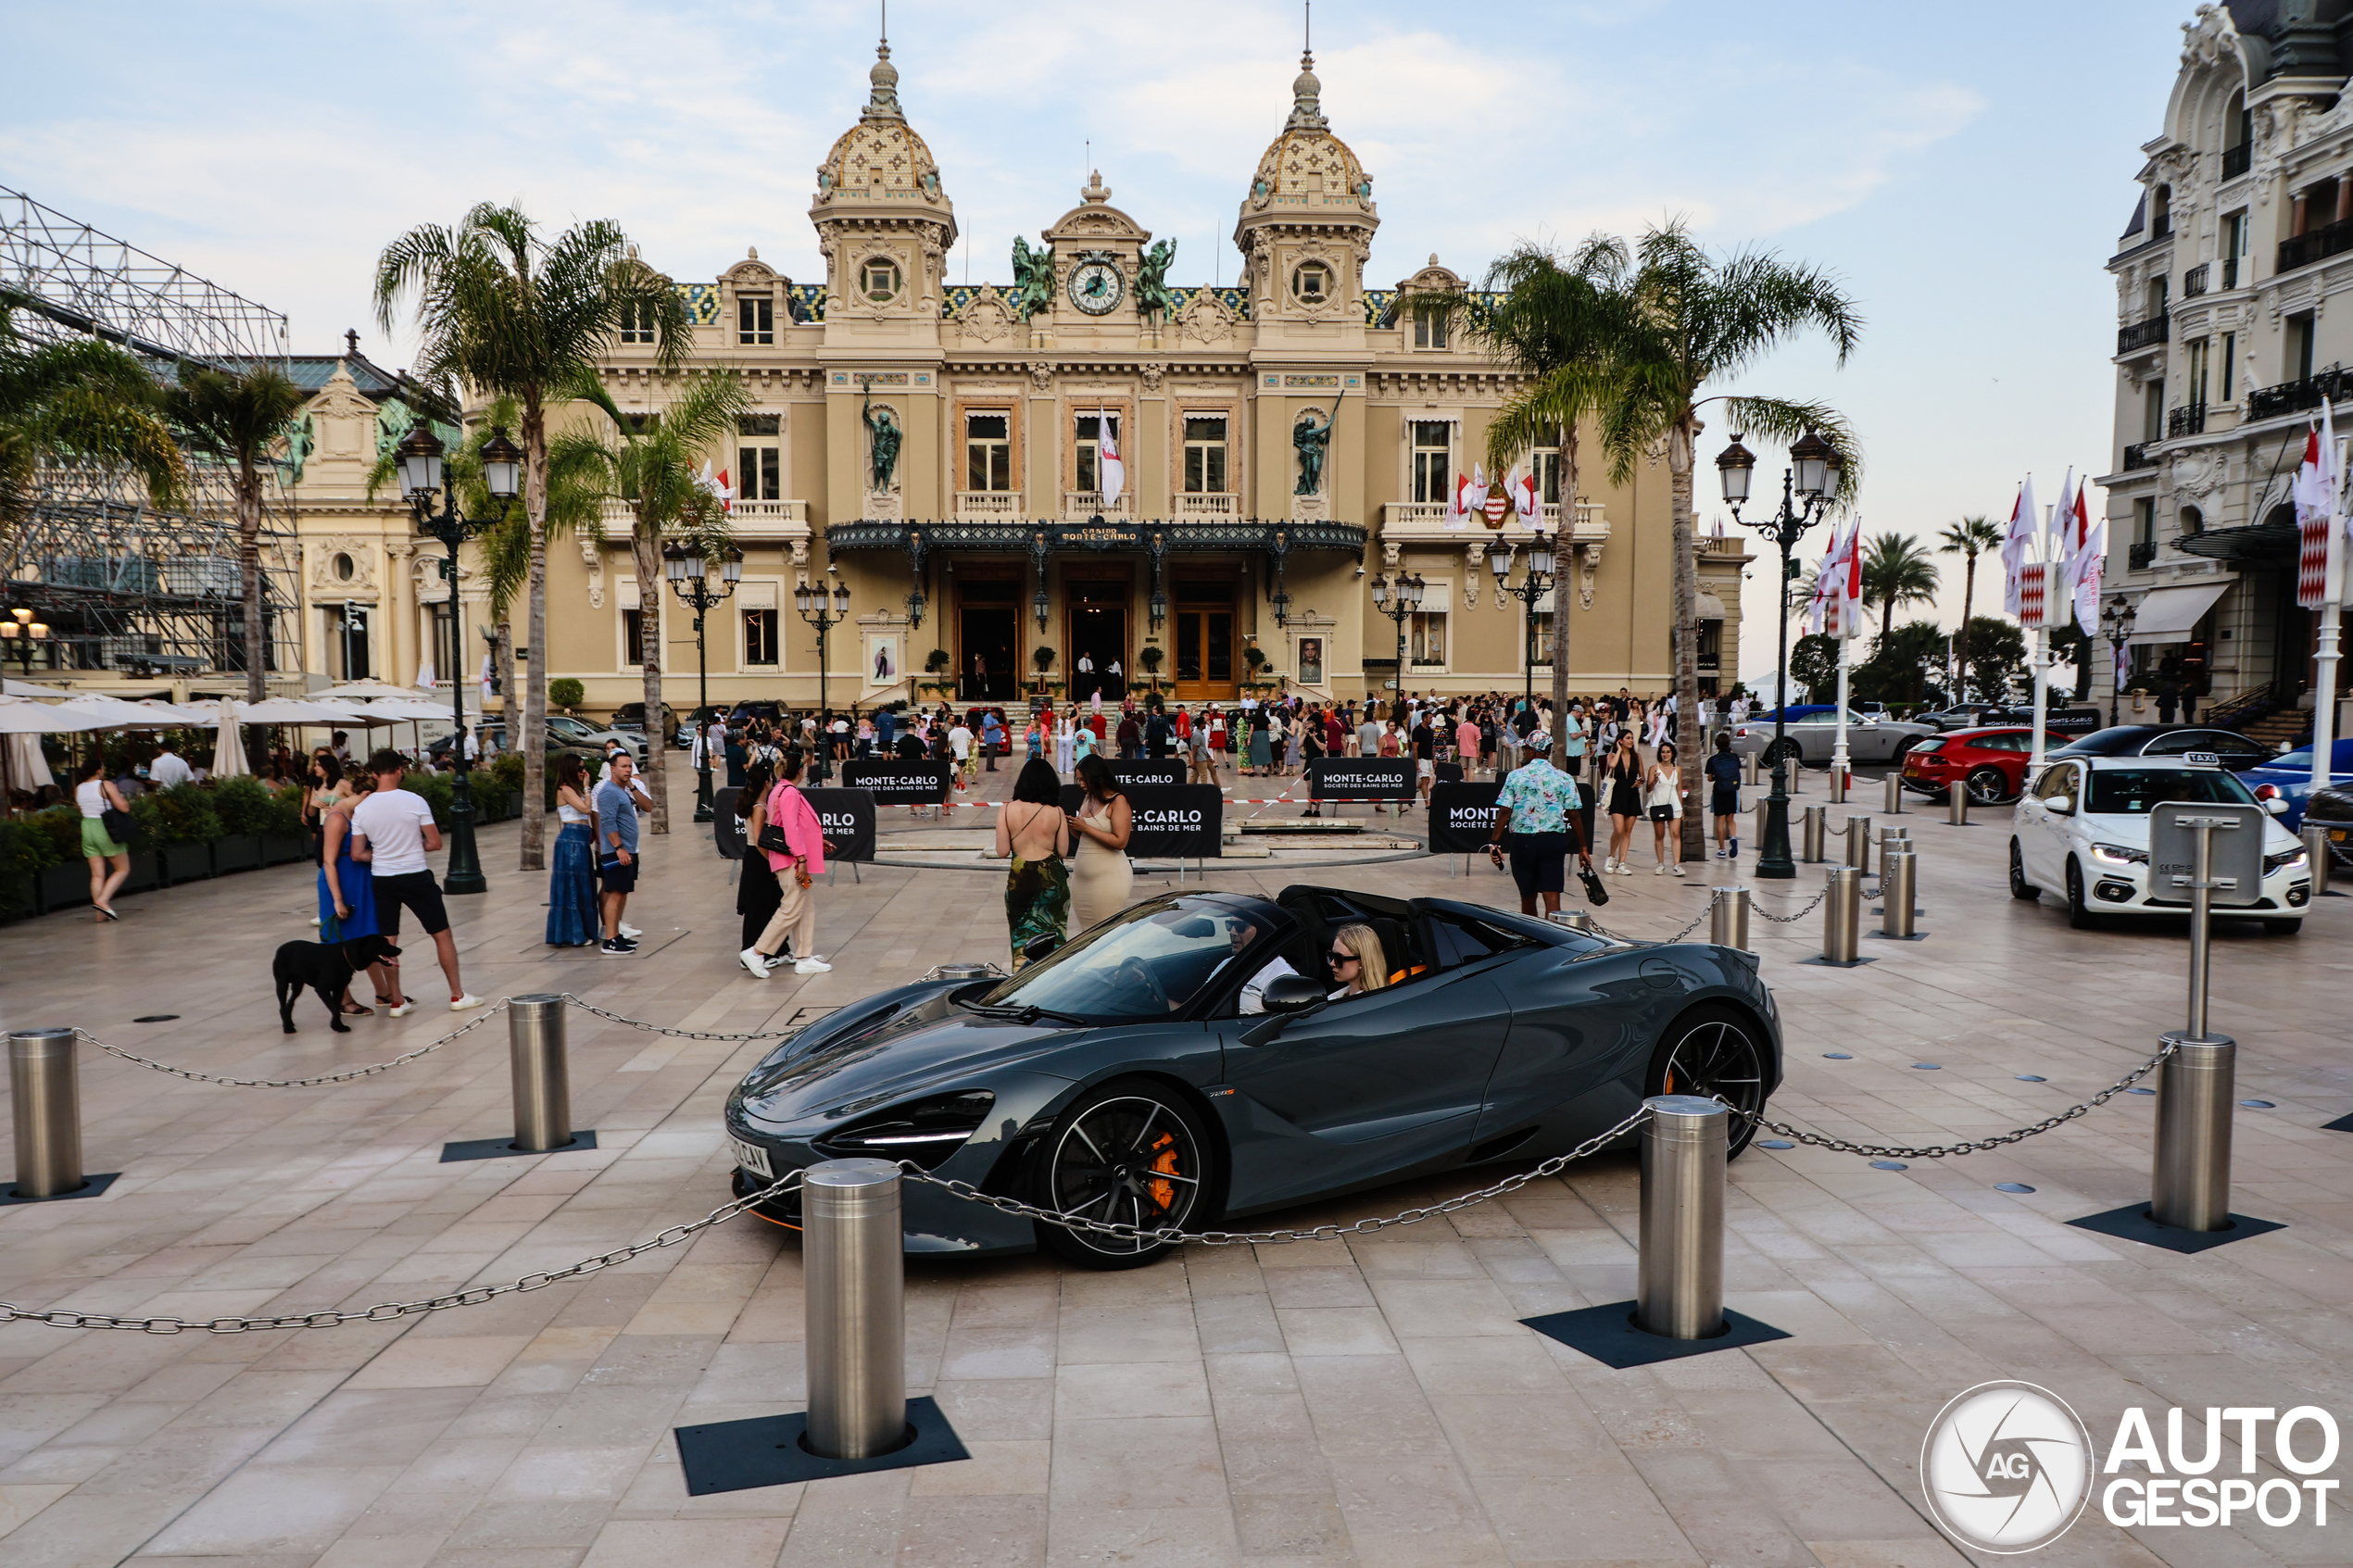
[1173,581,1236,702]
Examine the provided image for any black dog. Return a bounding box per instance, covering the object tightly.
[273,934,401,1033]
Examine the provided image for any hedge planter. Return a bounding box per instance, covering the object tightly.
[36,862,89,914]
[505,791,524,819]
[119,855,160,896]
[161,841,211,885]
[262,834,309,867]
[212,836,263,874]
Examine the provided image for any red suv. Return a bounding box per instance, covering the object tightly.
[1901,726,2041,803]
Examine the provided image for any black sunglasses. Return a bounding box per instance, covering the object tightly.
[1327,949,1357,965]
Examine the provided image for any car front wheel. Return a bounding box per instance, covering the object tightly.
[1966,766,2011,805]
[1030,1078,1213,1270]
[2263,919,2303,936]
[2008,839,2039,900]
[1646,1005,1770,1158]
[2066,859,2095,930]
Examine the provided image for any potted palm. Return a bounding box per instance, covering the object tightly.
[1030,646,1057,696]
[1138,644,1164,696]
[1241,645,1267,694]
[921,647,954,698]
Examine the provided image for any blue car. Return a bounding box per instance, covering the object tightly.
[2241,738,2353,832]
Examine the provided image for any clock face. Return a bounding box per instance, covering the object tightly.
[1068,260,1124,315]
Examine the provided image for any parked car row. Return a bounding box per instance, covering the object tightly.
[424,712,646,766]
[1727,709,1939,767]
[1901,722,2293,805]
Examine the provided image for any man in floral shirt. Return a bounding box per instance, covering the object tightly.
[1486,732,1592,917]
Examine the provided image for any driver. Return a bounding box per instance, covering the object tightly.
[1232,918,1300,1014]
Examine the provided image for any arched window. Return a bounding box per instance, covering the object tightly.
[2179,505,2204,536]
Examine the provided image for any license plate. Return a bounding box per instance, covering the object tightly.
[2331,829,2347,844]
[729,1136,773,1178]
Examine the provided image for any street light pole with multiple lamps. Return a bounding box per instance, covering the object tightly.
[662,540,743,822]
[1485,531,1556,711]
[796,574,852,783]
[1367,571,1425,705]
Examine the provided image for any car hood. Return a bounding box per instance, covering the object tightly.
[735,986,1089,1124]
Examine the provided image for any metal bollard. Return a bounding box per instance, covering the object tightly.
[1801,805,1827,863]
[2304,823,2334,898]
[1947,780,1969,825]
[804,1159,910,1459]
[9,1028,84,1199]
[1546,909,1596,934]
[1754,800,1769,852]
[1881,850,1918,938]
[1637,1097,1727,1339]
[508,996,574,1153]
[2149,1034,2235,1233]
[1828,766,1847,804]
[1823,866,1861,963]
[1883,772,1905,815]
[1845,815,1873,874]
[1743,751,1759,786]
[1709,885,1751,950]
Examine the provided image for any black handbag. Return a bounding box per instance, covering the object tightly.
[1579,861,1611,906]
[100,807,134,844]
[756,822,789,855]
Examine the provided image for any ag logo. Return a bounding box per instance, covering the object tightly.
[1921,1381,2093,1553]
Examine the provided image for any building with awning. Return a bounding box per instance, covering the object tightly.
[2121,580,2231,646]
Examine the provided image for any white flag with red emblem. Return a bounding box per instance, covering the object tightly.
[1513,467,1539,521]
[2063,476,2103,633]
[1451,470,1473,526]
[1096,408,1124,506]
[2002,476,2039,619]
[2295,400,2343,608]
[696,460,734,514]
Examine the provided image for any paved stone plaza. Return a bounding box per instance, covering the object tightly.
[0,758,2347,1568]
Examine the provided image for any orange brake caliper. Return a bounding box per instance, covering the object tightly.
[1147,1132,1180,1212]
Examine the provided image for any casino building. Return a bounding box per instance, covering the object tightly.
[280,40,1750,715]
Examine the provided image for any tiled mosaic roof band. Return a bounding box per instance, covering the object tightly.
[671,282,1499,329]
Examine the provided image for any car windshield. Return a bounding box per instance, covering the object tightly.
[2051,728,2155,757]
[2085,769,2255,815]
[975,899,1285,1021]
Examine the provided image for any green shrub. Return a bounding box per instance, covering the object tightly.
[550,678,585,710]
[209,775,277,836]
[153,783,223,845]
[487,751,526,795]
[28,806,82,863]
[402,770,454,830]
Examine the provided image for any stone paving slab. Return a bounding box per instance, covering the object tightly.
[0,755,2345,1566]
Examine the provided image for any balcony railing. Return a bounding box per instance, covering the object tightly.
[2222,143,2252,180]
[1172,492,1239,519]
[2121,442,2157,470]
[2168,403,2207,437]
[2130,539,2158,569]
[2183,263,2209,297]
[2246,363,2349,421]
[2118,314,2170,353]
[953,490,1023,520]
[2278,218,2353,273]
[2152,212,2173,239]
[2222,257,2241,289]
[1063,491,1130,521]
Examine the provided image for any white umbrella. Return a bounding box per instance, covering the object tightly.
[49,694,177,729]
[209,698,249,778]
[4,733,54,792]
[2,678,69,698]
[132,697,217,724]
[234,697,365,724]
[0,697,100,735]
[317,680,438,703]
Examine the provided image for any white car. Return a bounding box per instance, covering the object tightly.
[2008,754,2311,934]
[1728,709,1938,767]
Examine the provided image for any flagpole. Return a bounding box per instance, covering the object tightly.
[2030,505,2052,770]
[1832,633,1852,790]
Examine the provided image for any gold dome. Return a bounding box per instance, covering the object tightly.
[814,42,949,209]
[1242,52,1373,216]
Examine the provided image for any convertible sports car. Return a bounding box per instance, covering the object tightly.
[724,884,1784,1269]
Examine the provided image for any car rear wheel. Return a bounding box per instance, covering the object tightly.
[2008,839,2040,900]
[1031,1078,1212,1270]
[1966,766,2011,805]
[1646,1005,1769,1158]
[2065,859,2095,930]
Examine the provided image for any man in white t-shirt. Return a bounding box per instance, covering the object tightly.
[350,750,481,1015]
[147,741,194,790]
[947,720,974,789]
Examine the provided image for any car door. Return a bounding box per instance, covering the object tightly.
[1218,962,1515,1209]
[2027,760,2083,884]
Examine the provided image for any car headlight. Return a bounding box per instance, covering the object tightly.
[2089,842,2148,867]
[815,1091,996,1170]
[2264,847,2308,874]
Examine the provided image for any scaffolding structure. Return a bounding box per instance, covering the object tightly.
[2,184,303,684]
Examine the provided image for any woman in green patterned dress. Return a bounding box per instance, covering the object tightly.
[996,758,1072,968]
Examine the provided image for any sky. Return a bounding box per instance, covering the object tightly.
[1,0,2188,684]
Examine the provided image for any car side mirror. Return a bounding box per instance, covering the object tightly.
[1022,935,1062,964]
[2045,796,2071,815]
[2262,796,2287,817]
[1262,973,1327,1015]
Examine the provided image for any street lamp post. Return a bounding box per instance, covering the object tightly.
[396,421,522,897]
[1487,531,1556,710]
[0,608,51,676]
[664,540,743,822]
[1718,429,1843,880]
[2100,593,2138,728]
[796,574,852,783]
[1367,571,1424,706]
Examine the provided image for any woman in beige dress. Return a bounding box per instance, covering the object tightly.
[1065,753,1133,932]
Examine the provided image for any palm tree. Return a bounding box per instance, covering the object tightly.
[0,302,183,544]
[1936,515,2003,701]
[1474,236,1633,729]
[1858,532,1941,642]
[547,372,749,834]
[1600,222,1863,857]
[374,204,690,870]
[163,366,307,705]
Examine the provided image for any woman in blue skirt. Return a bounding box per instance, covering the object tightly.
[318,775,387,1013]
[546,754,601,947]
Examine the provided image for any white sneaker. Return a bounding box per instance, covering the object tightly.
[740,947,771,979]
[1618,861,1635,876]
[1603,858,1617,874]
[620,922,643,939]
[793,957,833,974]
[386,1000,415,1018]
[448,993,484,1012]
[1672,864,1686,877]
[308,917,322,928]
[1655,862,1667,876]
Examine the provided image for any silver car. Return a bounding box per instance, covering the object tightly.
[1727,709,1938,768]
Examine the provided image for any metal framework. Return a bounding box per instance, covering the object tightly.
[2,184,302,683]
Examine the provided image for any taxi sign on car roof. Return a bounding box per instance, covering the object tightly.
[2183,751,2221,766]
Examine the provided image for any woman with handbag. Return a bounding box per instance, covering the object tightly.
[733,759,784,972]
[745,750,835,976]
[1603,732,1643,875]
[997,758,1072,967]
[318,773,389,1013]
[546,754,602,947]
[74,759,133,922]
[1643,740,1685,876]
[1066,753,1134,931]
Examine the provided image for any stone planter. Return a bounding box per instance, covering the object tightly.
[262,834,309,866]
[36,862,88,914]
[505,790,524,820]
[211,835,263,874]
[161,841,211,885]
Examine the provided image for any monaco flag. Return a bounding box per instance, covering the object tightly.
[2002,476,2040,619]
[1096,408,1124,506]
[2062,476,2102,633]
[1451,470,1474,526]
[2295,400,2343,608]
[1513,468,1539,521]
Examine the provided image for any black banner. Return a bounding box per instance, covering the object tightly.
[1056,784,1224,858]
[711,786,745,859]
[1428,782,1503,854]
[1308,758,1415,801]
[1434,760,1465,784]
[800,788,878,863]
[1104,759,1183,789]
[841,760,952,805]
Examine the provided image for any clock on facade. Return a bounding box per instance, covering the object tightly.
[1067,258,1124,315]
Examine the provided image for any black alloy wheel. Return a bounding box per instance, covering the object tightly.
[1965,766,2011,805]
[2065,859,2095,930]
[1647,1005,1770,1158]
[2008,839,2040,901]
[1033,1079,1212,1269]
